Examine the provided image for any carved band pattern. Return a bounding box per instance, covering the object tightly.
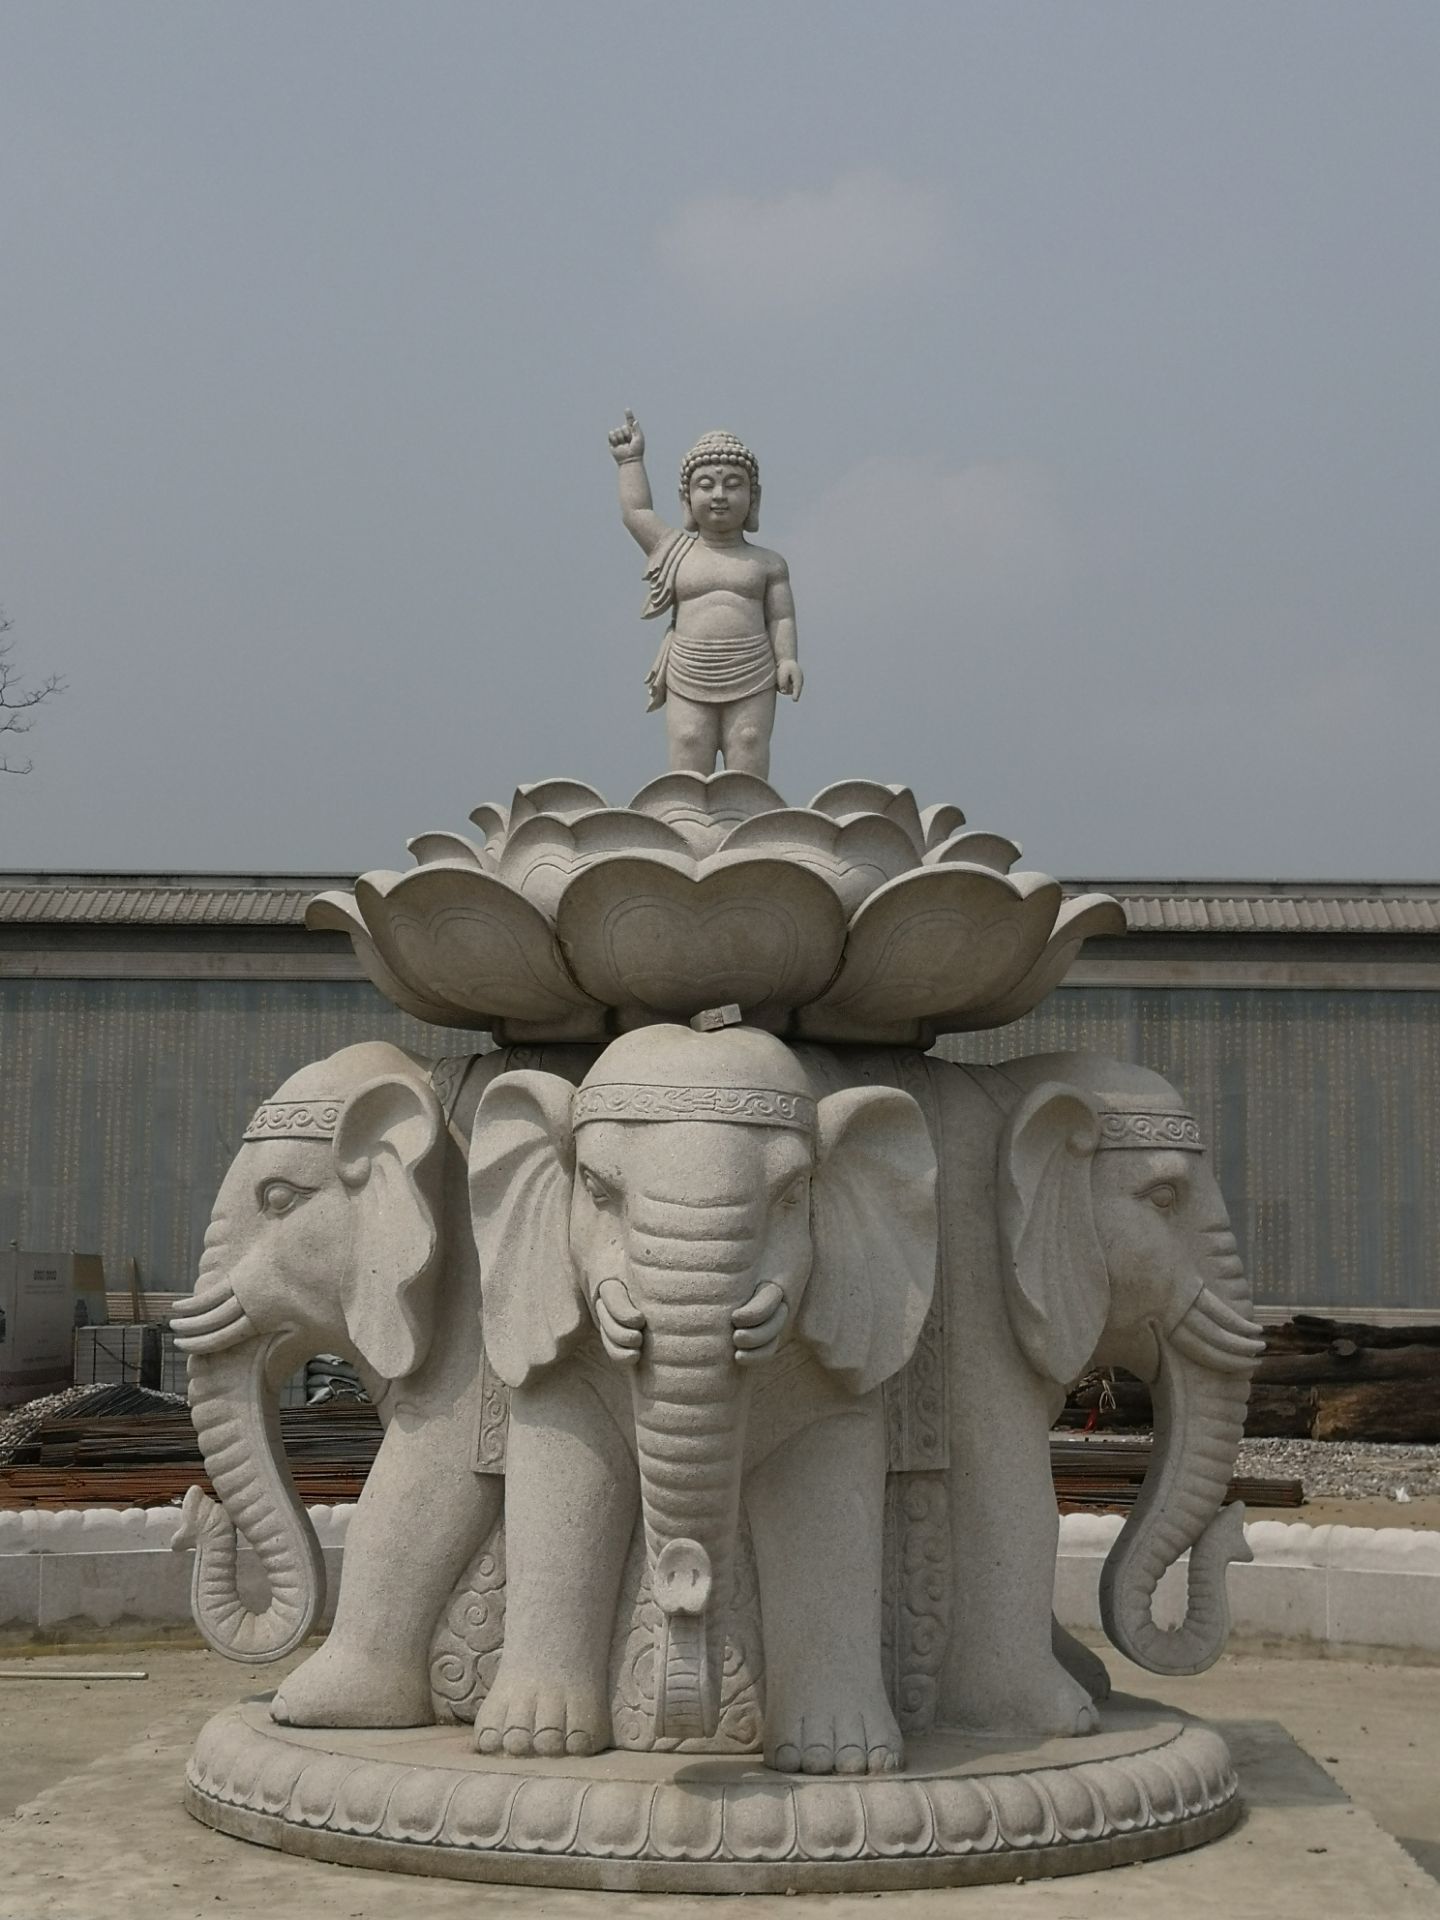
[1095,1110,1203,1153]
[572,1083,817,1132]
[186,1704,1238,1887]
[243,1100,343,1141]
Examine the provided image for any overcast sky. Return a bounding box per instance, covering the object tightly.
[3,2,1437,880]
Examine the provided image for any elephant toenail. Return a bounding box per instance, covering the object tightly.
[773,1745,801,1772]
[565,1730,594,1757]
[475,1728,502,1754]
[835,1746,866,1774]
[502,1728,532,1757]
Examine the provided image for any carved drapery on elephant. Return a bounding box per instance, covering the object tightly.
[175,1034,1259,1757]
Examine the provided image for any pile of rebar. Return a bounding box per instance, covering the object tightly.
[1049,1435,1303,1512]
[0,1396,382,1509]
[0,1392,1303,1512]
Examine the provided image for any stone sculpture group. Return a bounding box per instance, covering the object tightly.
[174,419,1263,1892]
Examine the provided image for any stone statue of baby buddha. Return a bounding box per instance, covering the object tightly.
[609,412,802,778]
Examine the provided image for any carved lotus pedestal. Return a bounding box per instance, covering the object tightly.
[186,1695,1239,1893]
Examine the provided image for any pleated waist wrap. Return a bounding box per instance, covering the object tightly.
[646,629,777,709]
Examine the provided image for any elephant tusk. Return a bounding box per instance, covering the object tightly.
[594,1279,645,1365]
[173,1311,256,1356]
[732,1282,788,1362]
[170,1294,247,1337]
[171,1279,237,1318]
[1169,1286,1265,1374]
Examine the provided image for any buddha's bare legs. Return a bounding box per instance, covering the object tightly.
[665,691,722,774]
[719,690,776,779]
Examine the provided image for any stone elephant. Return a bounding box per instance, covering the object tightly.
[169,1039,577,1726]
[468,1021,938,1775]
[914,1048,1265,1736]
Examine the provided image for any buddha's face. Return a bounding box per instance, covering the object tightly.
[685,462,752,534]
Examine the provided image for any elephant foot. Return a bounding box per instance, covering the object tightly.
[473,1664,610,1759]
[765,1683,903,1776]
[271,1640,433,1728]
[948,1655,1100,1739]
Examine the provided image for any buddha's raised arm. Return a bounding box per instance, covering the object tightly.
[608,411,673,556]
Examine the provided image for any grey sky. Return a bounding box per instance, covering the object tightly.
[3,2,1437,879]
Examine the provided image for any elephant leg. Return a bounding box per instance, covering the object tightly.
[475,1363,635,1758]
[273,1409,501,1728]
[1053,1618,1112,1702]
[941,1354,1099,1737]
[746,1400,902,1775]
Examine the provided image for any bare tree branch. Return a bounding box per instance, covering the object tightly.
[0,611,66,775]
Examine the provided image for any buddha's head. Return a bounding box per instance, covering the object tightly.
[679,430,760,535]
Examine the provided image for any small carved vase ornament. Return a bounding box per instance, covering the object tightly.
[609,411,801,779]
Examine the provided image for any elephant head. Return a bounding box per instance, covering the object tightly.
[170,1041,447,1661]
[995,1056,1265,1676]
[469,1022,936,1742]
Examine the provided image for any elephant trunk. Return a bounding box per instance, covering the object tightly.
[629,1253,754,1745]
[1099,1241,1264,1675]
[173,1331,325,1662]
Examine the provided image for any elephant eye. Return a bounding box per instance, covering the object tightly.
[259,1179,311,1217]
[778,1174,809,1210]
[580,1169,615,1209]
[1143,1182,1179,1212]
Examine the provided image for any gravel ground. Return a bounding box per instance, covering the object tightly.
[1237,1437,1440,1502]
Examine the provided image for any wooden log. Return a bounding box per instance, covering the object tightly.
[1255,1343,1440,1386]
[1312,1380,1440,1445]
[1243,1385,1317,1439]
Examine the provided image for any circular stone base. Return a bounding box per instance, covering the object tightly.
[184,1694,1240,1893]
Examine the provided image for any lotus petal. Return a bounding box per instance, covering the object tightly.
[306,890,470,1028]
[555,854,846,1029]
[497,810,696,917]
[797,865,1062,1042]
[629,771,786,855]
[468,802,511,845]
[808,781,926,855]
[715,809,920,914]
[507,779,609,830]
[924,829,1023,874]
[947,892,1127,1032]
[407,831,489,870]
[353,863,604,1035]
[919,803,967,849]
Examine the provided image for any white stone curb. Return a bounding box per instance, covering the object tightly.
[1054,1513,1440,1657]
[3,1506,1437,1654]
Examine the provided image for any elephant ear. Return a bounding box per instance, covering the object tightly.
[800,1086,938,1395]
[468,1070,584,1389]
[998,1082,1108,1387]
[332,1072,446,1380]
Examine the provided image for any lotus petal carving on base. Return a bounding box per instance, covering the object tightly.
[310,777,1123,1043]
[556,854,847,1031]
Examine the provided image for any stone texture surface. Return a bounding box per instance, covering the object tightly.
[182,1693,1238,1892]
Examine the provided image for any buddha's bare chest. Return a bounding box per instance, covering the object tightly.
[675,544,769,603]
